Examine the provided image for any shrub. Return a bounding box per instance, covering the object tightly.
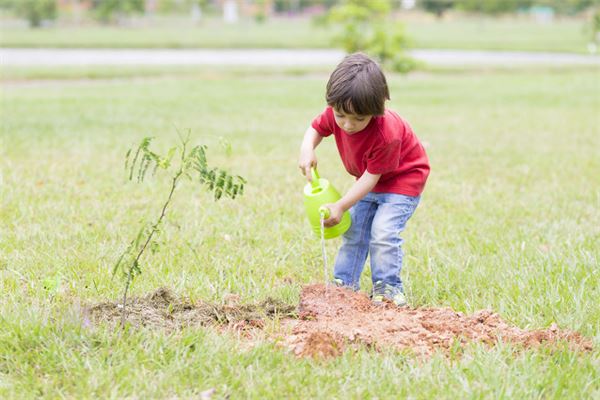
[90,0,144,24]
[12,0,57,28]
[327,0,417,73]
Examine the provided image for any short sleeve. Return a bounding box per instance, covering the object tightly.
[311,107,334,137]
[366,139,401,175]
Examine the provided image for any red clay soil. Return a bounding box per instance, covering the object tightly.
[283,284,593,358]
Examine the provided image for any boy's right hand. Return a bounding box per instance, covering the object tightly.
[298,149,317,182]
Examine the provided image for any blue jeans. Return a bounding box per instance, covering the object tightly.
[333,192,420,292]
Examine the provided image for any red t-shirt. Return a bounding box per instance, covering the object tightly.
[311,106,430,196]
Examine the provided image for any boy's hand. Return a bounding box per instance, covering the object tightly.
[323,202,344,227]
[298,149,318,181]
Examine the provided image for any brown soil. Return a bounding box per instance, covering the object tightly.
[284,284,593,358]
[86,285,592,359]
[86,287,296,331]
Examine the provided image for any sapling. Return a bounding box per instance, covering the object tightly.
[113,132,245,327]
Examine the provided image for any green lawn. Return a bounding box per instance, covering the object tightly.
[0,17,332,49]
[405,16,593,53]
[0,15,594,53]
[1,65,599,398]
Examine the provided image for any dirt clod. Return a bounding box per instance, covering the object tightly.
[297,331,344,358]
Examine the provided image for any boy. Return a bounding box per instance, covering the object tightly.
[298,53,430,307]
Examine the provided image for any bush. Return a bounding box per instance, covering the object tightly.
[12,0,57,28]
[327,0,417,73]
[156,0,206,15]
[90,0,144,24]
[420,0,455,18]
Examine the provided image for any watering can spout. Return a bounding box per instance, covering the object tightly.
[319,206,330,219]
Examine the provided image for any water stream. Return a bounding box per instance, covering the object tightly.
[319,214,329,290]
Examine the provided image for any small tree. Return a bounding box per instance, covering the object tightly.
[113,133,245,327]
[420,0,456,19]
[327,0,417,73]
[13,0,57,28]
[90,0,144,24]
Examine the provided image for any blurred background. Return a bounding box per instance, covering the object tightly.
[1,0,599,60]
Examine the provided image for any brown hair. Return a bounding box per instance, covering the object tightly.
[326,53,390,116]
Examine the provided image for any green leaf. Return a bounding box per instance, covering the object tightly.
[125,148,132,171]
[150,240,160,255]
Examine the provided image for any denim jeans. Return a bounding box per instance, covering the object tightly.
[333,192,420,292]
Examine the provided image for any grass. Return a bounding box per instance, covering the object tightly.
[404,16,594,53]
[1,65,599,398]
[0,64,333,81]
[0,14,595,53]
[0,17,334,49]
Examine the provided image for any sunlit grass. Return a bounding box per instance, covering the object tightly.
[1,66,598,398]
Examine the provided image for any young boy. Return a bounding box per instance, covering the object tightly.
[298,53,430,307]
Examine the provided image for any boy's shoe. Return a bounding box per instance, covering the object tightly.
[331,278,345,287]
[331,278,360,291]
[372,281,407,307]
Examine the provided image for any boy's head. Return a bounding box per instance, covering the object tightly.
[326,52,390,117]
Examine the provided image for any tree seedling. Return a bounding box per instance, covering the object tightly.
[113,131,245,327]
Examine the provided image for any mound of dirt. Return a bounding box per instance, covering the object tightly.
[86,287,296,331]
[284,284,593,357]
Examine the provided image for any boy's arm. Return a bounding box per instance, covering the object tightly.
[324,171,381,226]
[298,126,323,181]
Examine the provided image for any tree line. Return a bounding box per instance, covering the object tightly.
[420,0,599,18]
[2,0,599,28]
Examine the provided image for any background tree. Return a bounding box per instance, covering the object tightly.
[8,0,57,28]
[90,0,145,24]
[534,0,598,15]
[420,0,456,19]
[455,0,598,15]
[327,0,418,73]
[456,0,531,15]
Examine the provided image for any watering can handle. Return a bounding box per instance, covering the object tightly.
[310,167,320,188]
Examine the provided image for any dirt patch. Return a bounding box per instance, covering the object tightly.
[86,287,296,331]
[283,284,593,358]
[86,285,592,359]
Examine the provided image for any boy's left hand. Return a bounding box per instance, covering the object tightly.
[323,202,344,227]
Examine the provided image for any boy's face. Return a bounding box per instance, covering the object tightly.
[333,108,372,134]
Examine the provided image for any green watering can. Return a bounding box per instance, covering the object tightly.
[303,168,351,239]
